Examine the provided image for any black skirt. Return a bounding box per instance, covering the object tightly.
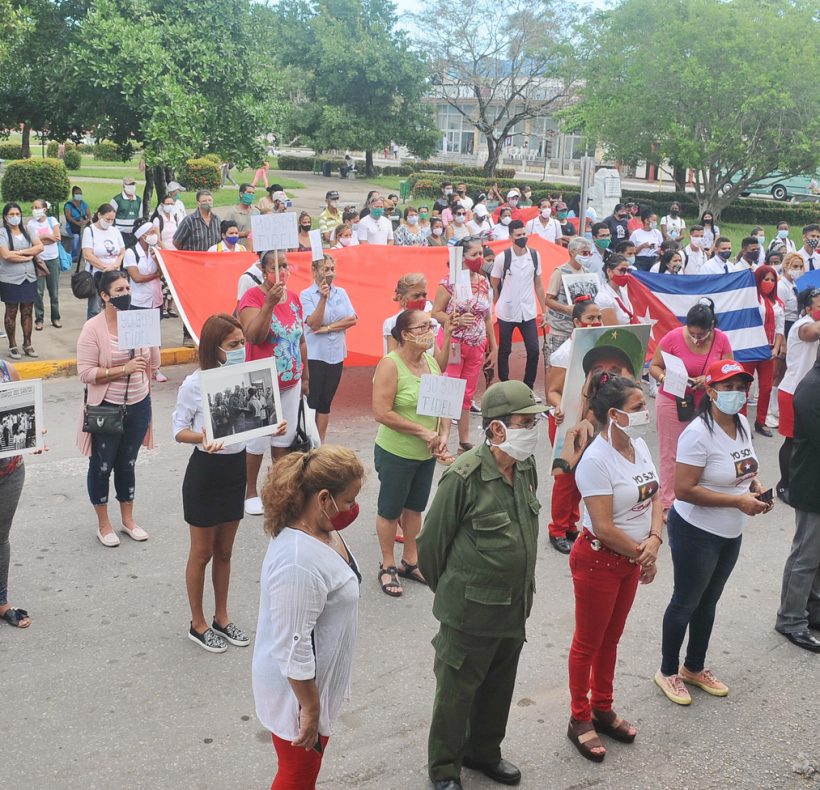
[182,448,246,527]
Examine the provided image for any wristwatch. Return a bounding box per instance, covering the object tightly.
[551,458,571,474]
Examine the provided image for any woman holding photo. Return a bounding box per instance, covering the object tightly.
[173,313,287,652]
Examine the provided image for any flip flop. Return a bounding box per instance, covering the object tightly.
[1,607,31,628]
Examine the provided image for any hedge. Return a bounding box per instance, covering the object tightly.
[0,143,24,160]
[46,141,76,158]
[178,157,221,192]
[1,158,70,206]
[200,153,221,166]
[407,173,579,203]
[63,150,82,170]
[93,141,124,161]
[77,143,94,154]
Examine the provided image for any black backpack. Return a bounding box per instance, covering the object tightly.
[498,247,540,293]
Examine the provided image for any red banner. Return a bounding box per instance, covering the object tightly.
[157,237,568,366]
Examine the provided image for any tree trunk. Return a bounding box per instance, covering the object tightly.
[672,162,686,192]
[142,167,154,219]
[21,123,31,159]
[365,149,375,177]
[154,165,168,201]
[483,137,500,177]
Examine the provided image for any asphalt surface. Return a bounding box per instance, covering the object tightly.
[1,360,818,790]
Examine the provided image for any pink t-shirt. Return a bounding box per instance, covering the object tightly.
[237,287,303,389]
[658,326,732,406]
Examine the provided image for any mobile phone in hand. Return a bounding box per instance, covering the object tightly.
[758,488,774,504]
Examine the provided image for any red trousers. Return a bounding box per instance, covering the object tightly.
[741,358,774,425]
[547,413,581,538]
[568,536,640,721]
[271,733,330,790]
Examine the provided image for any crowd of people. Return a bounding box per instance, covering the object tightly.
[1,173,819,789]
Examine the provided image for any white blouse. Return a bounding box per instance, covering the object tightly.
[595,282,634,325]
[172,369,244,454]
[253,529,359,740]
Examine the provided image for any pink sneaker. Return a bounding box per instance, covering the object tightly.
[153,370,168,383]
[654,670,692,705]
[680,666,729,696]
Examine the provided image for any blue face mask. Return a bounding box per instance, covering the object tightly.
[225,235,240,245]
[713,389,746,415]
[219,345,246,366]
[777,229,789,239]
[718,250,732,260]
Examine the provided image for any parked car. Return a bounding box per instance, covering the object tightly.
[721,171,820,201]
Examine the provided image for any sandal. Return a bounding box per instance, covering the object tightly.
[8,347,21,360]
[1,607,31,628]
[567,717,606,762]
[592,708,637,743]
[397,558,427,585]
[378,564,403,597]
[22,345,39,358]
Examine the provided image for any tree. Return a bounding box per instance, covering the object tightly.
[411,0,582,176]
[567,0,820,217]
[65,0,281,210]
[274,0,439,176]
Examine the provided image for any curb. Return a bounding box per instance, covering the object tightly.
[15,346,198,380]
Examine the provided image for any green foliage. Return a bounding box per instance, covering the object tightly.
[93,141,125,161]
[0,143,24,160]
[407,173,578,202]
[570,0,820,216]
[201,153,222,166]
[1,158,70,206]
[63,150,82,171]
[46,141,76,157]
[275,0,439,168]
[178,158,222,192]
[77,143,94,154]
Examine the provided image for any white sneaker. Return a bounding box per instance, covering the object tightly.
[153,370,168,383]
[245,496,263,516]
[765,413,779,429]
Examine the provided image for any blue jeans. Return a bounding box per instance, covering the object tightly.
[660,507,742,675]
[68,231,81,262]
[87,396,151,506]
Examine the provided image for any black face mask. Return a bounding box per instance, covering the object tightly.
[670,209,679,217]
[300,224,311,230]
[513,236,528,249]
[108,294,131,311]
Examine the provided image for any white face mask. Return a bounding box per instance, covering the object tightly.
[540,207,552,218]
[98,218,111,230]
[431,227,444,237]
[610,409,650,440]
[32,208,46,220]
[144,234,159,247]
[407,215,419,226]
[162,203,174,214]
[124,185,136,196]
[500,217,511,226]
[490,422,540,462]
[691,236,704,248]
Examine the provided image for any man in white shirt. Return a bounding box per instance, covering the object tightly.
[466,203,494,239]
[681,225,709,274]
[702,237,745,274]
[454,182,473,212]
[166,180,187,224]
[795,223,820,272]
[525,199,562,243]
[660,203,686,242]
[490,220,547,390]
[237,254,266,302]
[735,236,762,270]
[356,197,394,245]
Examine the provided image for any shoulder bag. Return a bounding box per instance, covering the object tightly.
[82,364,131,436]
[71,225,96,299]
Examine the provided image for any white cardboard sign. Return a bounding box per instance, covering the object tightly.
[308,229,324,261]
[417,374,467,420]
[250,212,298,252]
[117,309,161,350]
[660,352,689,399]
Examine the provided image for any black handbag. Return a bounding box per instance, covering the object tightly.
[289,397,312,453]
[71,256,96,299]
[675,395,695,422]
[82,372,131,435]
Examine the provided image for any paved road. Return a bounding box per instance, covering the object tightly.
[1,362,817,790]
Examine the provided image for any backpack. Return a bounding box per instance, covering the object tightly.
[498,247,540,293]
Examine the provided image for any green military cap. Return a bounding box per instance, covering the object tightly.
[581,327,644,379]
[481,380,548,419]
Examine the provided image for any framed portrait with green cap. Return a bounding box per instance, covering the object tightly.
[551,323,651,462]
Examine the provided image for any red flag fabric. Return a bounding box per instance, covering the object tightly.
[157,237,568,366]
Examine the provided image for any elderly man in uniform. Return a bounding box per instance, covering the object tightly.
[418,380,547,789]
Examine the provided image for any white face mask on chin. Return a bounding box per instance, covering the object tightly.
[489,422,540,461]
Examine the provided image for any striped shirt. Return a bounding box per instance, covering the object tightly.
[172,211,221,251]
[105,337,150,405]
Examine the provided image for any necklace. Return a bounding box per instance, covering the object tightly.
[292,520,331,544]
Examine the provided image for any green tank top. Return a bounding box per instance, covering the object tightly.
[375,351,441,461]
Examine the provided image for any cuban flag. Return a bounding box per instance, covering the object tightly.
[628,270,770,363]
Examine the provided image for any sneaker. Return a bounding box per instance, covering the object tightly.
[680,666,729,696]
[153,370,169,383]
[654,670,692,705]
[188,624,228,653]
[534,395,544,404]
[765,413,779,429]
[469,403,482,415]
[212,620,250,647]
[245,496,263,516]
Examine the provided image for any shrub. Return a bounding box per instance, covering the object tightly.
[201,153,221,165]
[46,141,76,158]
[0,142,24,160]
[406,173,579,204]
[1,158,70,206]
[178,157,221,192]
[63,149,82,170]
[93,140,125,161]
[77,143,94,154]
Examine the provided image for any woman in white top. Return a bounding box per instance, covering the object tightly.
[777,253,806,335]
[0,202,44,359]
[331,223,359,249]
[660,203,686,243]
[152,195,179,250]
[493,207,513,241]
[776,287,820,500]
[629,210,663,271]
[655,359,772,706]
[382,272,442,363]
[466,203,495,240]
[545,296,603,554]
[568,373,661,762]
[699,212,720,253]
[596,255,637,326]
[28,199,62,331]
[253,445,364,789]
[82,203,125,320]
[445,205,470,242]
[174,313,286,653]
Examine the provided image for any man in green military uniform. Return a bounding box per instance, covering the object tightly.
[417,380,547,789]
